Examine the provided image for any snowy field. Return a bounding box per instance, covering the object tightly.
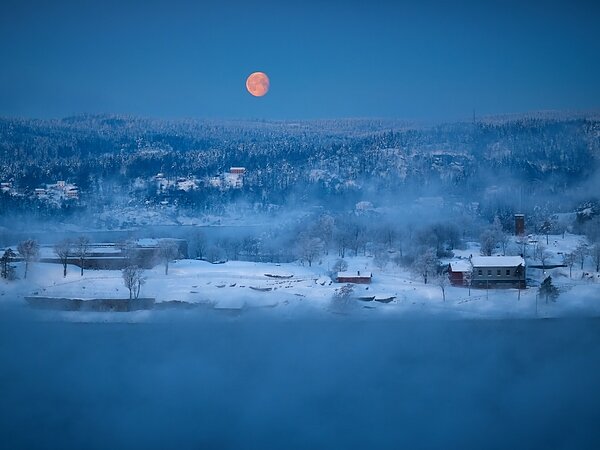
[1,232,599,321]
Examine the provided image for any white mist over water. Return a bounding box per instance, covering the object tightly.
[1,305,600,449]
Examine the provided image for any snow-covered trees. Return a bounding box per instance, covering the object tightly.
[54,239,73,278]
[331,284,354,312]
[332,258,348,274]
[479,229,497,256]
[1,249,16,280]
[412,247,439,284]
[539,276,559,303]
[436,271,448,302]
[373,245,390,270]
[591,243,600,273]
[479,217,507,256]
[562,252,576,278]
[537,243,551,269]
[74,236,90,276]
[17,239,39,279]
[314,214,334,255]
[296,233,323,267]
[122,265,145,300]
[574,243,588,270]
[190,231,207,259]
[157,240,179,275]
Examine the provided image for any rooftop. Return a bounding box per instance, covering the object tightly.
[471,256,525,268]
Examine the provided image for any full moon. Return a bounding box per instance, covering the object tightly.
[246,72,270,97]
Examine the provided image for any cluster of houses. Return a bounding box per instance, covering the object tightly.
[207,167,246,189]
[152,167,247,194]
[334,255,526,289]
[34,181,79,201]
[1,180,79,202]
[335,214,528,289]
[154,174,199,193]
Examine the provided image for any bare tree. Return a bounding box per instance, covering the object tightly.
[373,245,390,270]
[479,229,497,256]
[314,214,335,255]
[334,227,350,258]
[74,236,90,276]
[463,266,473,297]
[157,240,179,275]
[122,265,145,300]
[436,272,448,302]
[222,238,242,261]
[376,223,397,250]
[538,243,551,269]
[17,239,39,279]
[574,243,588,270]
[332,258,348,274]
[191,231,207,259]
[349,224,367,256]
[498,232,509,256]
[412,247,439,284]
[539,220,552,245]
[492,217,507,253]
[54,239,73,278]
[592,243,600,273]
[562,252,575,278]
[296,233,323,267]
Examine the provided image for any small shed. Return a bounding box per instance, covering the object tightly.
[335,271,372,284]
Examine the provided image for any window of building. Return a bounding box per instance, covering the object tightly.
[497,269,501,276]
[487,269,492,276]
[506,269,510,276]
[478,269,482,276]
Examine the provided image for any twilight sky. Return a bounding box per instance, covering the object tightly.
[0,0,599,120]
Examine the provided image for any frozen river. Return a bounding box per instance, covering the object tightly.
[1,305,599,449]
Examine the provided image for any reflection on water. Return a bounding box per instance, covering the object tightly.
[1,307,599,449]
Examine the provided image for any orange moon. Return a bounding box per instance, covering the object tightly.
[246,72,270,97]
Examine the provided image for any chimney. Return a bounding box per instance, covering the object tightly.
[515,214,525,236]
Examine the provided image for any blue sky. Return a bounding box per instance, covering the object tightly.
[0,0,599,120]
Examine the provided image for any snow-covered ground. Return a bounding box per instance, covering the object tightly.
[2,233,599,320]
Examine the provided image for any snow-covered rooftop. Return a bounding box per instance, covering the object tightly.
[449,261,471,272]
[471,256,525,268]
[337,271,371,278]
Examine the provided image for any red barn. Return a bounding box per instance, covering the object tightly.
[448,261,471,286]
[335,271,372,284]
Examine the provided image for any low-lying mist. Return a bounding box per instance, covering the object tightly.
[1,306,599,449]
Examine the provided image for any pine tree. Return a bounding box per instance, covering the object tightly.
[539,276,559,304]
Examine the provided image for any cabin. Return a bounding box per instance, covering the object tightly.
[470,256,526,289]
[335,270,372,284]
[448,260,472,286]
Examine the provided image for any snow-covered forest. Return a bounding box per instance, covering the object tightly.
[0,112,598,226]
